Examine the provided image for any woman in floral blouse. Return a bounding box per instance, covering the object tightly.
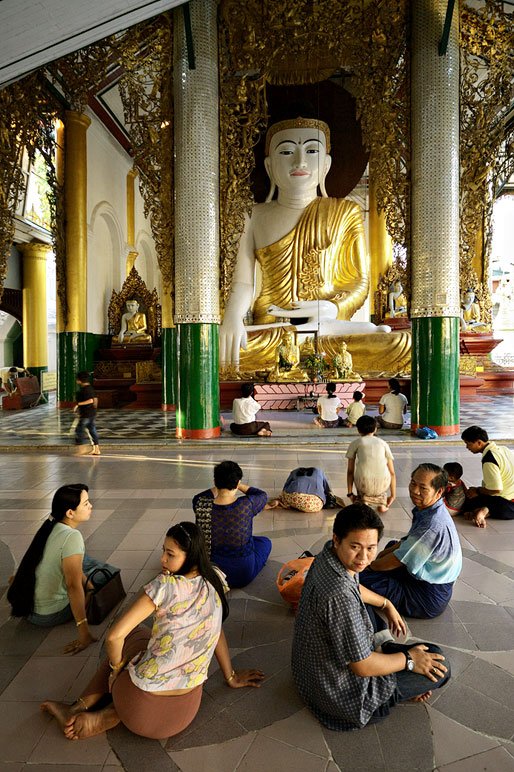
[40,522,263,740]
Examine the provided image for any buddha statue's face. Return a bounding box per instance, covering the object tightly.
[126,300,139,313]
[462,291,475,305]
[265,127,331,196]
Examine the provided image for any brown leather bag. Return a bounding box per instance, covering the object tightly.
[86,568,126,625]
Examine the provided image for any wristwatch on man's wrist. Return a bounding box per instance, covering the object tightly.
[404,651,415,671]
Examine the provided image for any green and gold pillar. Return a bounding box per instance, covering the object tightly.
[410,0,460,435]
[20,241,51,394]
[173,0,220,438]
[58,111,91,405]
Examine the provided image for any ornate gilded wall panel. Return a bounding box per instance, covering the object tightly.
[460,1,514,327]
[117,15,175,309]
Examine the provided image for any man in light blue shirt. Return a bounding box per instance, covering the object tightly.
[359,464,462,618]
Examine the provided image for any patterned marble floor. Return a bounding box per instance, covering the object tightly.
[1,394,514,447]
[1,446,514,772]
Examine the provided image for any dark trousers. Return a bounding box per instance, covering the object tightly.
[360,540,454,619]
[461,493,514,520]
[75,416,99,445]
[369,641,450,724]
[230,421,271,435]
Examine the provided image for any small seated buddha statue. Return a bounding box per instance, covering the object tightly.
[115,299,152,345]
[386,281,407,319]
[332,342,360,380]
[299,336,316,361]
[460,290,488,332]
[267,329,308,382]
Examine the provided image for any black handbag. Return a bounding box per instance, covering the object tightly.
[86,568,126,625]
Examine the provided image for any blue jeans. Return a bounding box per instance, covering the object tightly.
[27,554,118,627]
[75,416,99,445]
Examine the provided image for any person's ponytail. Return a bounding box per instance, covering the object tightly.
[326,382,337,399]
[7,484,88,618]
[389,378,401,396]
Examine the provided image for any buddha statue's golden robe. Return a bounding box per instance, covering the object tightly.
[239,198,411,374]
[113,312,152,345]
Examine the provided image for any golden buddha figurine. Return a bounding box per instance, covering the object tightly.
[219,114,411,375]
[332,342,360,380]
[115,299,152,345]
[267,329,307,381]
[299,336,316,360]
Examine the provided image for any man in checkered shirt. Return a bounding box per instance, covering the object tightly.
[291,504,451,730]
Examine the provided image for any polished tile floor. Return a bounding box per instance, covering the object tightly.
[1,446,514,771]
[1,394,514,448]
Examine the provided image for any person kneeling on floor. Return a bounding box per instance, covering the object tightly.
[292,504,451,731]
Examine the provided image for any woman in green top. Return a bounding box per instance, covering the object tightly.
[7,484,118,654]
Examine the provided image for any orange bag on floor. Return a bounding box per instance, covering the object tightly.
[277,556,314,614]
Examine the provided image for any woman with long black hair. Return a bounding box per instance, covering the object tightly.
[40,522,263,740]
[7,484,118,654]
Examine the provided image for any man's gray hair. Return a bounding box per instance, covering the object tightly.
[413,463,448,492]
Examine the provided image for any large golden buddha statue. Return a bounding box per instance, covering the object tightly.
[219,115,411,375]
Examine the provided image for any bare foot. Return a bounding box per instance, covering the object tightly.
[40,701,82,733]
[88,450,101,456]
[73,447,90,456]
[407,690,432,703]
[64,706,120,740]
[377,505,389,514]
[473,507,488,528]
[264,499,281,509]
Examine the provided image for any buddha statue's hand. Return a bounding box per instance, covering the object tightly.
[220,312,248,368]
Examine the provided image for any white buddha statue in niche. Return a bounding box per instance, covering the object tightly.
[115,299,152,345]
[219,115,410,375]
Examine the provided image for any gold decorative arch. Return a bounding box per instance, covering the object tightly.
[107,267,160,339]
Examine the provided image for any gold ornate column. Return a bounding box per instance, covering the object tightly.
[58,110,91,404]
[126,167,138,275]
[20,241,52,390]
[65,111,90,332]
[369,167,393,312]
[55,118,65,335]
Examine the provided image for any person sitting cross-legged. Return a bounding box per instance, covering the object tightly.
[460,425,514,528]
[193,461,273,588]
[292,503,451,731]
[359,464,462,619]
